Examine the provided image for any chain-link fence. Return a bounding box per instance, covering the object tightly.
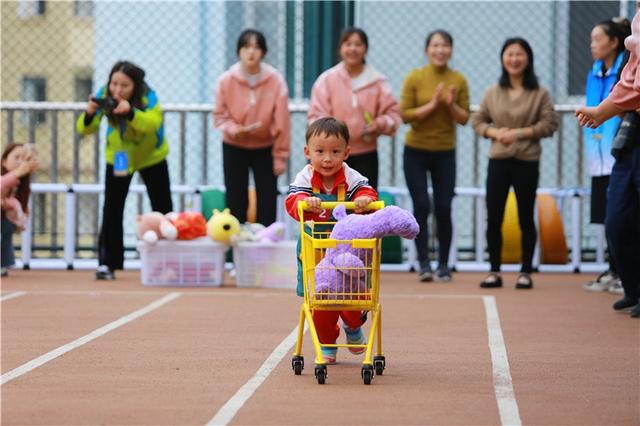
[1,0,636,263]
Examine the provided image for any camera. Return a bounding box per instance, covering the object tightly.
[91,96,119,114]
[611,112,640,160]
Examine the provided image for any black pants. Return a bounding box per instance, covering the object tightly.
[346,151,379,190]
[590,175,617,274]
[223,144,278,226]
[486,158,539,273]
[605,142,640,300]
[98,160,172,270]
[1,218,16,268]
[403,146,455,266]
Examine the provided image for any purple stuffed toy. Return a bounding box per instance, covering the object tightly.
[314,204,419,298]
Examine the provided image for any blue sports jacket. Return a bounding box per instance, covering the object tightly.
[583,52,625,177]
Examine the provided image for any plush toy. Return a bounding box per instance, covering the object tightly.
[231,221,286,244]
[207,208,241,244]
[136,212,178,244]
[231,223,266,244]
[255,222,286,243]
[314,205,419,297]
[173,211,207,240]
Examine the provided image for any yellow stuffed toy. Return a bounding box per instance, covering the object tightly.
[207,208,240,244]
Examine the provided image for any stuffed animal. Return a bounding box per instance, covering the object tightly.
[207,208,241,244]
[173,211,207,240]
[314,205,419,298]
[136,212,178,244]
[255,222,286,243]
[231,223,266,244]
[231,221,286,244]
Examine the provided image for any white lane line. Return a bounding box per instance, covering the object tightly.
[207,323,308,426]
[483,296,522,426]
[0,291,27,302]
[1,292,181,386]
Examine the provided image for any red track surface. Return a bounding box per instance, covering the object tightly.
[1,270,638,425]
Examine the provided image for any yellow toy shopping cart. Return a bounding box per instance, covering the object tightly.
[291,200,386,385]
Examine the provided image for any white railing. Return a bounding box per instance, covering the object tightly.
[13,182,605,273]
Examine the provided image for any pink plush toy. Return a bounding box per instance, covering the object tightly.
[136,212,178,244]
[314,205,419,297]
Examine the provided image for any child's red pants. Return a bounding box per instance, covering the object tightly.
[313,310,363,343]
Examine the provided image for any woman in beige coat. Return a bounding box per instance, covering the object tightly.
[472,37,558,290]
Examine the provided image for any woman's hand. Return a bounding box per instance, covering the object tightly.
[414,82,444,121]
[86,95,99,115]
[111,95,131,116]
[575,106,604,128]
[445,85,456,108]
[353,196,373,213]
[496,128,518,145]
[273,163,286,176]
[362,120,380,139]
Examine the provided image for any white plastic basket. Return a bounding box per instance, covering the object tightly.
[138,238,227,287]
[233,241,297,289]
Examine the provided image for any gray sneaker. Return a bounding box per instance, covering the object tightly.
[584,271,619,292]
[436,266,452,282]
[418,261,433,282]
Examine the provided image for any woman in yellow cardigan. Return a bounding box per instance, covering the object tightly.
[400,30,470,283]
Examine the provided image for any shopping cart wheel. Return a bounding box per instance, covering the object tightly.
[315,365,327,384]
[292,356,304,375]
[373,356,386,375]
[361,365,374,385]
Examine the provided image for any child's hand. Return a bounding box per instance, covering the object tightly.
[303,196,322,214]
[353,196,373,213]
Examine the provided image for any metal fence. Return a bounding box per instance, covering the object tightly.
[2,0,635,268]
[0,101,610,271]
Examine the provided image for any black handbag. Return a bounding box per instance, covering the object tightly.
[611,111,640,160]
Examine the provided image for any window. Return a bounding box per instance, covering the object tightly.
[17,0,46,19]
[74,76,93,102]
[74,0,93,18]
[567,1,620,95]
[21,77,46,124]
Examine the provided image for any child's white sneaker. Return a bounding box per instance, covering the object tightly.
[344,326,366,354]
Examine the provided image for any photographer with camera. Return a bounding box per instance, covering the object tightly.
[77,61,172,280]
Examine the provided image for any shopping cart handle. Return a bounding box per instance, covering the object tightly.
[298,200,385,211]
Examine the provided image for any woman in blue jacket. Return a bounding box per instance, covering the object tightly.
[583,18,630,293]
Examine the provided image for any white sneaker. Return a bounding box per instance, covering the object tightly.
[583,271,618,292]
[608,279,624,295]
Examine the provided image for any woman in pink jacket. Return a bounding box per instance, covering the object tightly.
[308,27,401,189]
[1,143,38,277]
[213,29,291,225]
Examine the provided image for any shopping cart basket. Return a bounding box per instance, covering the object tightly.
[291,200,386,385]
